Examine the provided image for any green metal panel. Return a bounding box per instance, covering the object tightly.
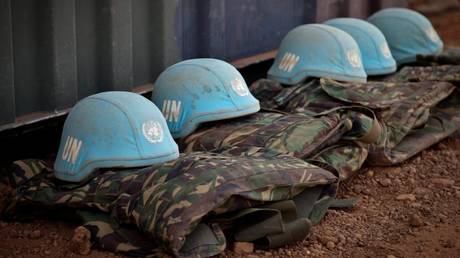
[0,0,15,125]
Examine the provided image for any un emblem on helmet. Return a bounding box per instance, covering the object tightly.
[380,43,392,59]
[231,78,249,96]
[347,50,362,69]
[425,27,440,43]
[142,121,164,143]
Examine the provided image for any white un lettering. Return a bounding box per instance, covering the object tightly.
[278,52,300,72]
[61,136,82,164]
[162,100,182,123]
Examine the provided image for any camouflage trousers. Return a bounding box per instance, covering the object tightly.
[3,153,346,257]
[249,77,460,166]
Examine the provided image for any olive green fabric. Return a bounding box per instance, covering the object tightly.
[3,153,339,257]
[249,77,460,166]
[382,65,460,87]
[179,111,370,180]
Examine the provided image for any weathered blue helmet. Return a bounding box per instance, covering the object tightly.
[324,18,397,75]
[152,58,260,138]
[54,91,179,182]
[368,8,443,65]
[268,24,367,85]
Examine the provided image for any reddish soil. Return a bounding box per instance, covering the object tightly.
[1,9,459,258]
[0,220,121,258]
[221,135,460,258]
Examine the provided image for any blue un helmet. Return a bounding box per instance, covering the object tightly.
[152,58,260,138]
[324,18,397,75]
[268,24,367,85]
[54,91,179,182]
[368,8,443,65]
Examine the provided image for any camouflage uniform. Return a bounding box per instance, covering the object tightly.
[249,78,460,166]
[416,47,460,66]
[379,47,460,86]
[3,153,344,257]
[381,65,460,87]
[180,111,371,180]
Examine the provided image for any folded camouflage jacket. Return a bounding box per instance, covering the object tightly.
[249,78,460,166]
[3,153,340,258]
[179,111,369,180]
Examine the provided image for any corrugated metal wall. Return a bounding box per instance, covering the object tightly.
[0,0,180,130]
[0,0,407,131]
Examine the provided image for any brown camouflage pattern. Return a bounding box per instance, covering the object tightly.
[3,153,337,257]
[181,112,349,159]
[382,65,460,87]
[310,142,368,180]
[320,79,460,165]
[249,77,460,166]
[179,111,371,179]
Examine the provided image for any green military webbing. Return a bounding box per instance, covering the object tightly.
[207,186,357,249]
[179,223,225,256]
[3,154,339,257]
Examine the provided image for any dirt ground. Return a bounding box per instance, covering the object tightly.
[221,134,460,258]
[0,9,459,258]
